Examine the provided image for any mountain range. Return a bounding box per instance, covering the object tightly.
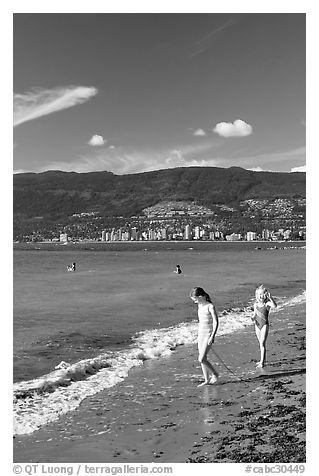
[13,166,306,220]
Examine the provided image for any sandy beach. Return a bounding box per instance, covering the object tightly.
[14,298,305,463]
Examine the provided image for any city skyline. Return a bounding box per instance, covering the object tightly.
[13,10,306,175]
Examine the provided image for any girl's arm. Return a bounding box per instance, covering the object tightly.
[208,304,219,344]
[266,292,277,308]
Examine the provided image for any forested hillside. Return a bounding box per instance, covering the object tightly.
[13,167,305,220]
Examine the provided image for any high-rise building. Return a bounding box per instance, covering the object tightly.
[214,231,224,240]
[184,224,192,240]
[262,229,271,240]
[131,227,138,241]
[60,233,68,243]
[194,226,200,240]
[246,231,257,241]
[148,229,156,241]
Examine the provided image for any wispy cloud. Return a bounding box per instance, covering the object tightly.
[188,17,239,59]
[213,119,253,137]
[13,86,98,127]
[290,165,306,173]
[256,147,306,164]
[31,138,305,175]
[88,134,106,146]
[37,141,219,175]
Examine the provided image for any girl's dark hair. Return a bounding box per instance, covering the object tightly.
[190,287,212,303]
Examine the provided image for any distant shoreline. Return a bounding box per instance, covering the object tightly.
[14,240,306,245]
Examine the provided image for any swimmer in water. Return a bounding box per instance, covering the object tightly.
[67,262,76,272]
[174,264,182,274]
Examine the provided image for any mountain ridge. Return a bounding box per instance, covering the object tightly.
[13,166,305,220]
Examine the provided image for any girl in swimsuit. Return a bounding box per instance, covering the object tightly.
[252,285,277,368]
[190,287,219,386]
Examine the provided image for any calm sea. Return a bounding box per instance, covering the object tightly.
[13,241,305,435]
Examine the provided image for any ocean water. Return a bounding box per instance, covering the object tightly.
[13,241,305,436]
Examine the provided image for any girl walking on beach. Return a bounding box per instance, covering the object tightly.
[252,285,277,368]
[190,287,219,387]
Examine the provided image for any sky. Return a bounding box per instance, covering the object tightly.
[13,12,306,175]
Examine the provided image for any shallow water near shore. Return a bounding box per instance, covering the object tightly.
[14,301,306,463]
[13,241,305,444]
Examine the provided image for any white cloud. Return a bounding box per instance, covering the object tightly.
[13,169,31,174]
[290,165,306,173]
[213,119,253,137]
[247,166,268,172]
[13,86,98,127]
[186,159,220,167]
[88,134,106,146]
[193,128,206,137]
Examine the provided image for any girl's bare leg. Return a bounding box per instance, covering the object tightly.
[204,358,219,381]
[197,336,210,385]
[255,325,269,368]
[197,362,211,386]
[198,340,218,386]
[255,326,262,367]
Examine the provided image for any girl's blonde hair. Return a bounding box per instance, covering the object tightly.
[255,284,267,300]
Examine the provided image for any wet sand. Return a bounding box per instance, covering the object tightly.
[14,302,305,463]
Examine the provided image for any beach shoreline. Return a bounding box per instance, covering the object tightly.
[14,301,305,463]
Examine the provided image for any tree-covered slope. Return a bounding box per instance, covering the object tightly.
[13,167,306,220]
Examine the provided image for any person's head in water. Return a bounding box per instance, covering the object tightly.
[255,284,268,303]
[190,287,212,303]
